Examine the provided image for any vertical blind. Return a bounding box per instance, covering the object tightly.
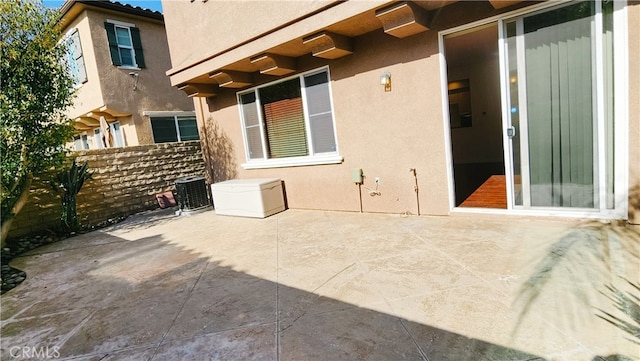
[524,3,595,208]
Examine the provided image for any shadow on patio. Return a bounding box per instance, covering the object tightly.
[0,209,637,360]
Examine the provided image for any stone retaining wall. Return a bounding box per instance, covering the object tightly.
[8,141,206,238]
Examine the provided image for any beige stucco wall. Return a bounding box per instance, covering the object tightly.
[162,0,337,72]
[63,6,194,146]
[197,28,450,215]
[162,0,392,85]
[168,0,639,220]
[64,11,105,119]
[87,8,194,144]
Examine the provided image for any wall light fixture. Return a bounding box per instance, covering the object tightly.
[129,71,139,91]
[380,72,391,92]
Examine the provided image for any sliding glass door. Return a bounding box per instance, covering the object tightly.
[502,1,614,211]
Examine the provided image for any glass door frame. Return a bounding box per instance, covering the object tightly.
[439,0,629,219]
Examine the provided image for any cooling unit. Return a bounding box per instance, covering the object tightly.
[175,176,210,213]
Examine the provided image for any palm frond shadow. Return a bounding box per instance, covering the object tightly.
[597,278,640,345]
[513,221,639,346]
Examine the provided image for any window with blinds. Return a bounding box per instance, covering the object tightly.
[239,68,338,163]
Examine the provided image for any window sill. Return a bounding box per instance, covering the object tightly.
[241,154,343,169]
[117,66,141,70]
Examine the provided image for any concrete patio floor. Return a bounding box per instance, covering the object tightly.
[1,208,638,361]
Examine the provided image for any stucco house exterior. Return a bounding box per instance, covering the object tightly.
[162,0,639,223]
[58,0,196,150]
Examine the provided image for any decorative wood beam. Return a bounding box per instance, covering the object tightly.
[98,106,130,117]
[178,83,218,98]
[85,111,116,122]
[250,53,296,76]
[375,2,430,38]
[488,0,523,9]
[209,70,253,88]
[75,117,100,128]
[74,124,92,132]
[302,31,353,60]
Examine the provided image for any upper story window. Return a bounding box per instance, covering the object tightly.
[149,113,200,143]
[104,20,145,68]
[238,68,341,169]
[65,28,87,86]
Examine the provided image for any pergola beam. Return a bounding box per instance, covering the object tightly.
[303,31,353,60]
[209,70,253,88]
[178,83,218,97]
[488,0,523,9]
[250,53,296,76]
[375,2,430,38]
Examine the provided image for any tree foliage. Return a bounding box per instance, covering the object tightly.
[0,0,76,243]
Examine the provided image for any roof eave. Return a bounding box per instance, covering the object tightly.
[58,0,163,24]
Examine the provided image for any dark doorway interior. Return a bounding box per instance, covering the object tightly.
[444,24,506,208]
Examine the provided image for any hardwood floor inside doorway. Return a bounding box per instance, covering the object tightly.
[459,175,507,209]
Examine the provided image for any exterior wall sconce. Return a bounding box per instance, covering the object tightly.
[129,71,139,91]
[380,72,391,92]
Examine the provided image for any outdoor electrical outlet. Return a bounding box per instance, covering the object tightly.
[375,177,380,185]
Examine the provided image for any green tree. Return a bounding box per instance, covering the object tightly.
[0,0,76,245]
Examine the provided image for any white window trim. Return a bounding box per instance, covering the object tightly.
[106,20,139,69]
[106,19,136,28]
[238,66,342,169]
[612,0,629,218]
[144,111,196,117]
[242,154,344,169]
[114,25,136,68]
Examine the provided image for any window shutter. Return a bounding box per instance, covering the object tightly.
[304,71,336,153]
[240,93,264,159]
[263,98,308,158]
[104,22,121,66]
[130,27,145,68]
[70,29,87,84]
